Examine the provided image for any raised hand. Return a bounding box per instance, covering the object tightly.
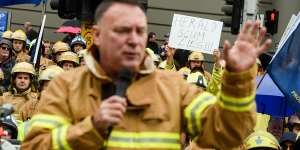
[223,20,272,72]
[166,45,176,65]
[213,49,225,68]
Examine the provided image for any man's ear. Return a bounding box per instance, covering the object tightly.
[92,25,101,46]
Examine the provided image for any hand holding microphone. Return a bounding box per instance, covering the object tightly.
[92,69,133,136]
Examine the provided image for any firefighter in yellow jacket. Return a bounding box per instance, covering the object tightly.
[57,51,79,71]
[0,69,4,95]
[11,30,31,63]
[52,41,71,63]
[29,39,56,71]
[18,65,65,142]
[22,0,272,149]
[38,65,64,92]
[1,62,39,121]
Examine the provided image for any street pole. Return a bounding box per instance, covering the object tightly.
[243,0,258,23]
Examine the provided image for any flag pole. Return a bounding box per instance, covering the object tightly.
[42,0,46,15]
[33,15,46,68]
[256,71,267,89]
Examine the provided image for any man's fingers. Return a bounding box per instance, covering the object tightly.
[241,20,253,34]
[101,115,121,125]
[258,39,272,55]
[102,101,127,113]
[251,20,260,35]
[223,40,231,61]
[258,27,267,45]
[106,96,127,107]
[104,109,125,119]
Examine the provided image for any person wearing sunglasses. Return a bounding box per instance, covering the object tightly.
[0,39,16,91]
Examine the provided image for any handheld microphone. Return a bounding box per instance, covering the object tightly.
[107,69,133,138]
[115,69,134,97]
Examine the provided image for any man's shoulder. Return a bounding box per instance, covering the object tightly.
[154,69,183,80]
[2,92,12,97]
[55,67,89,83]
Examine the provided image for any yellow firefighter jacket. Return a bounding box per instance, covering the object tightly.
[22,47,257,150]
[1,88,39,121]
[39,56,56,71]
[15,51,31,63]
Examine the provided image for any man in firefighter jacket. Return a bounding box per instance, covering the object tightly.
[22,0,272,149]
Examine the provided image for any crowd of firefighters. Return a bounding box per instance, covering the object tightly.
[0,25,298,150]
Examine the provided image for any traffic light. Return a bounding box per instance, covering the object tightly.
[50,0,103,22]
[50,0,78,19]
[50,0,148,22]
[221,0,244,34]
[265,9,279,35]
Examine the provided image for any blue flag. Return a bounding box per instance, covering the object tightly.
[267,22,300,113]
[0,0,43,6]
[0,11,9,32]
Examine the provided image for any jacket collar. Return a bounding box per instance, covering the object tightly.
[84,46,156,107]
[84,45,156,80]
[13,87,31,97]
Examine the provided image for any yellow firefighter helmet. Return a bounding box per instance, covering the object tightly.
[145,48,154,56]
[146,48,160,63]
[2,30,13,39]
[57,51,79,65]
[188,51,204,61]
[11,30,27,42]
[39,65,64,81]
[52,41,70,54]
[244,130,280,150]
[11,62,35,75]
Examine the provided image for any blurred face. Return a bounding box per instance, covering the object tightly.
[292,124,300,134]
[268,121,283,139]
[62,61,75,71]
[190,60,203,70]
[73,44,84,53]
[93,3,147,76]
[0,44,11,59]
[80,58,85,66]
[13,40,24,52]
[281,141,295,150]
[55,52,64,62]
[149,34,156,42]
[24,22,32,31]
[44,42,51,55]
[14,73,31,91]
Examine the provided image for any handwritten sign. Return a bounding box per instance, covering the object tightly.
[169,14,223,54]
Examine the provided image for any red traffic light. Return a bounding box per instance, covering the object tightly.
[266,9,279,35]
[271,12,275,21]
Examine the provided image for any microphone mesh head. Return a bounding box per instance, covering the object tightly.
[119,69,134,81]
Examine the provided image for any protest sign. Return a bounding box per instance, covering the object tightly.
[169,14,223,54]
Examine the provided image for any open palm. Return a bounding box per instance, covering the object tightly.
[224,20,272,72]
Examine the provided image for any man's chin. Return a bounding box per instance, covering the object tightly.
[121,62,140,72]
